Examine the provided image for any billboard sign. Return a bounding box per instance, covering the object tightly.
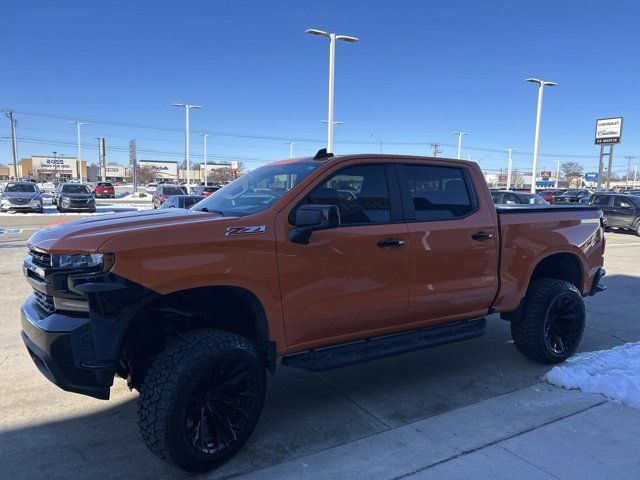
[594,117,623,144]
[584,172,599,181]
[231,161,238,172]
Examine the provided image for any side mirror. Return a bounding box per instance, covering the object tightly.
[289,204,340,244]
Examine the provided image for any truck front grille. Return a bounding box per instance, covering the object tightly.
[33,290,55,315]
[29,249,51,267]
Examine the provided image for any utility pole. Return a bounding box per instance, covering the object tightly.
[624,156,635,188]
[452,131,468,159]
[4,110,19,179]
[505,148,516,190]
[68,121,88,183]
[368,134,383,153]
[526,78,557,193]
[287,140,295,158]
[430,143,442,157]
[633,163,638,189]
[306,29,359,153]
[203,133,212,186]
[172,103,203,190]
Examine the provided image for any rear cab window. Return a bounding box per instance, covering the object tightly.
[401,164,476,221]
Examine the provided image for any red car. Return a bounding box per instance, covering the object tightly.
[152,184,187,208]
[537,189,566,204]
[92,182,116,198]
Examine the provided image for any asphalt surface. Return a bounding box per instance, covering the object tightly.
[0,214,639,479]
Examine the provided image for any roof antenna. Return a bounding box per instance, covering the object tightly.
[314,148,334,160]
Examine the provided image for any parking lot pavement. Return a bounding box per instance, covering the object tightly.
[0,222,639,480]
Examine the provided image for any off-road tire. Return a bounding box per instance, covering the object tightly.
[138,330,266,472]
[511,278,585,364]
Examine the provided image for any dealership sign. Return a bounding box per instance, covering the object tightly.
[584,172,599,181]
[594,117,623,144]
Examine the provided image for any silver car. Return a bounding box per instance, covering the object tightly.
[0,181,44,213]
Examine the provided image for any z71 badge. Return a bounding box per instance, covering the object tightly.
[226,225,266,236]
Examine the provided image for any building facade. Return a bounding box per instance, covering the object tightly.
[138,160,179,182]
[19,156,87,182]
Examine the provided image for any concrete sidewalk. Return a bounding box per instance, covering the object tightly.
[235,384,640,480]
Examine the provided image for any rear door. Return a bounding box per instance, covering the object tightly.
[611,195,637,227]
[397,161,499,326]
[276,160,410,349]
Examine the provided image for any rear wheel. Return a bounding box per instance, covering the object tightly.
[511,278,585,364]
[138,330,266,472]
[634,221,640,237]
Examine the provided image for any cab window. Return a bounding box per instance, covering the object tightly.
[404,165,475,220]
[303,164,391,225]
[592,195,611,206]
[614,196,634,208]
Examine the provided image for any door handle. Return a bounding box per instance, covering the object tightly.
[377,239,406,248]
[471,232,494,241]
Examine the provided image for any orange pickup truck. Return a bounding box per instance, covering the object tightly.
[21,150,606,471]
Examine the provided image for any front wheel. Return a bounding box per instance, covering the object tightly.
[511,278,585,364]
[138,330,266,472]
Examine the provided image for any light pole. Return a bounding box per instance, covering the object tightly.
[202,133,212,186]
[526,78,557,193]
[68,121,88,183]
[505,148,516,190]
[555,158,561,188]
[173,103,202,189]
[452,131,468,159]
[306,28,358,154]
[369,134,383,153]
[287,141,295,159]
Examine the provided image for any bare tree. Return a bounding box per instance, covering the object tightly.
[561,162,584,188]
[207,168,233,184]
[127,165,156,185]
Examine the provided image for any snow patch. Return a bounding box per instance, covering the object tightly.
[546,342,640,409]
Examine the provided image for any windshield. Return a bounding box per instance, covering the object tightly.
[163,186,185,195]
[61,184,90,194]
[194,162,320,216]
[4,183,38,193]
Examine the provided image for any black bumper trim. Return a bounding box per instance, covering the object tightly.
[589,267,607,296]
[21,297,113,400]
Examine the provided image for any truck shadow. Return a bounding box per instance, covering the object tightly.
[1,274,639,480]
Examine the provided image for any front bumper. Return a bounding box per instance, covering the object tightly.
[1,204,42,212]
[21,294,114,399]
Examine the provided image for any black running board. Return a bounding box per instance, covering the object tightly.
[281,318,486,371]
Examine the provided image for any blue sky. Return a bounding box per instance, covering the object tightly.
[2,0,639,175]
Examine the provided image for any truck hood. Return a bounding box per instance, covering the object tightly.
[27,209,231,253]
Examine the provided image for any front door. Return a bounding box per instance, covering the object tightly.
[396,161,500,326]
[276,161,410,350]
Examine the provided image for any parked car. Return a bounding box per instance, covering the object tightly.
[536,188,566,204]
[192,185,221,197]
[56,183,96,212]
[0,181,43,213]
[92,181,116,198]
[145,183,158,194]
[589,193,640,236]
[553,189,591,203]
[491,190,549,205]
[21,151,606,472]
[160,195,204,209]
[38,182,56,194]
[620,189,640,195]
[152,184,187,208]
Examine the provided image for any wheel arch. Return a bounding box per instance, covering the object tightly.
[118,285,275,389]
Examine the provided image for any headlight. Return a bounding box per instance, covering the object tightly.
[51,253,106,269]
[88,197,95,203]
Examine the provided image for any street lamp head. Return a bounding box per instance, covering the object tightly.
[305,28,330,38]
[526,78,542,84]
[172,103,185,107]
[189,105,203,110]
[543,81,558,87]
[452,131,468,136]
[336,35,359,43]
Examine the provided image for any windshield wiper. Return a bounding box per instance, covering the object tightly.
[197,207,225,215]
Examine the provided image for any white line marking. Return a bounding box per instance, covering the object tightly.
[606,242,640,247]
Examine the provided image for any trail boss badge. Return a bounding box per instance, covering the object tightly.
[225,225,266,236]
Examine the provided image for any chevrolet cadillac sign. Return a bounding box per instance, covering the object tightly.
[594,117,623,144]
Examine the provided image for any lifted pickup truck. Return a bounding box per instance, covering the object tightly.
[21,151,606,472]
